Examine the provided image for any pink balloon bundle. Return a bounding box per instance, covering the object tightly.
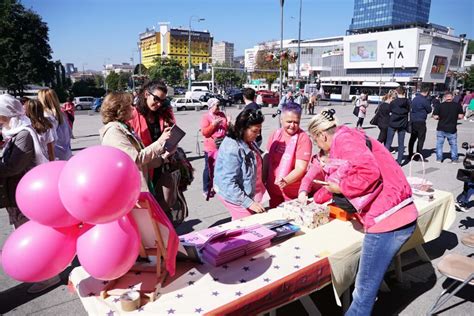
[2,145,143,283]
[58,145,141,224]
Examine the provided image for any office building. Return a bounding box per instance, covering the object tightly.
[212,41,234,65]
[102,63,134,77]
[349,0,431,33]
[139,23,213,69]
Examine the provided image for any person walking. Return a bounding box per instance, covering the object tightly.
[408,85,432,161]
[375,90,395,145]
[242,87,259,111]
[24,99,55,161]
[200,98,229,199]
[385,87,410,165]
[433,91,464,163]
[355,94,368,129]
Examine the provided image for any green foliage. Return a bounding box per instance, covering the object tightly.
[467,40,474,55]
[105,72,120,91]
[134,64,148,75]
[197,72,212,81]
[148,57,184,86]
[254,43,288,85]
[465,66,474,90]
[212,62,246,89]
[72,79,105,97]
[0,0,54,95]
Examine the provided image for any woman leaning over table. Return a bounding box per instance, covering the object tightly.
[266,102,312,208]
[304,109,417,316]
[213,109,266,220]
[100,92,172,192]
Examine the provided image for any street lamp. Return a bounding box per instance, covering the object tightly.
[296,0,302,84]
[188,16,205,92]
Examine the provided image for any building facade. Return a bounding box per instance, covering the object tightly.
[349,0,431,32]
[102,63,134,77]
[212,41,234,65]
[139,23,213,69]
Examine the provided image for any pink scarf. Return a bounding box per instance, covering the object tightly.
[271,128,299,182]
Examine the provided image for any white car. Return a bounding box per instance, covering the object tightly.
[170,98,207,111]
[74,96,94,110]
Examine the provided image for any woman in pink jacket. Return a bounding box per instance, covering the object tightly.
[302,109,417,315]
[200,98,228,198]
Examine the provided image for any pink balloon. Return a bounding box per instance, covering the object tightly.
[16,161,80,227]
[1,221,78,282]
[77,215,140,280]
[58,145,141,224]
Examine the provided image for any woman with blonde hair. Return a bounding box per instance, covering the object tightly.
[38,89,72,160]
[25,99,55,161]
[302,108,417,315]
[100,92,172,192]
[374,90,396,145]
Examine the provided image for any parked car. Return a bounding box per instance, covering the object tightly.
[92,97,103,112]
[257,90,280,107]
[174,86,187,95]
[199,93,232,107]
[226,88,244,104]
[74,96,94,110]
[170,98,207,111]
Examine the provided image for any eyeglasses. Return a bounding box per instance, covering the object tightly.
[148,90,167,104]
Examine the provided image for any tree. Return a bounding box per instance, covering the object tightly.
[212,62,246,90]
[0,0,55,95]
[254,42,289,86]
[105,72,120,91]
[197,72,212,81]
[467,39,474,55]
[465,66,474,90]
[134,64,148,75]
[148,57,184,86]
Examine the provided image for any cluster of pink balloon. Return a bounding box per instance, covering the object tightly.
[1,146,142,282]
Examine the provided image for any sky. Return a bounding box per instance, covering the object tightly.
[21,0,474,71]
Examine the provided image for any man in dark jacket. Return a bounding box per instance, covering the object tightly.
[408,85,432,161]
[433,91,464,163]
[385,87,410,165]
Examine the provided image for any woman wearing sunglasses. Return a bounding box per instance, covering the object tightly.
[128,81,176,187]
[213,109,266,220]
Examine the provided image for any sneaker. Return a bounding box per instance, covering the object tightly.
[436,160,442,163]
[455,202,469,212]
[27,275,61,294]
[452,159,460,164]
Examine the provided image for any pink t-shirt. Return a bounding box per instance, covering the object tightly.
[266,129,312,200]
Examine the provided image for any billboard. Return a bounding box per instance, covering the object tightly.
[350,41,377,62]
[430,56,448,74]
[344,28,419,69]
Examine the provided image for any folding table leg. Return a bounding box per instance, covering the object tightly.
[415,245,431,262]
[299,295,321,316]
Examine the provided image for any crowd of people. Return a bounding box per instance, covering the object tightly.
[1,80,472,312]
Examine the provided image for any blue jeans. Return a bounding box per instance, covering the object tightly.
[202,152,210,193]
[458,182,474,205]
[385,127,406,164]
[436,131,458,161]
[346,221,416,316]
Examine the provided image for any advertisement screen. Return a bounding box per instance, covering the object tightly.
[431,56,447,74]
[350,41,377,62]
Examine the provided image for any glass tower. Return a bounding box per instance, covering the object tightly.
[349,0,431,31]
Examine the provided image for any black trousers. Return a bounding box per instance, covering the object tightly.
[377,127,388,145]
[408,121,427,158]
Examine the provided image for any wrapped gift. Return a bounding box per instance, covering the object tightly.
[280,200,330,229]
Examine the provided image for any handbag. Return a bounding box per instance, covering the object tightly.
[352,105,360,117]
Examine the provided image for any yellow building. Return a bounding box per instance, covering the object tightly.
[139,23,213,69]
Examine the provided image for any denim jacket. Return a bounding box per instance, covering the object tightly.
[213,137,258,208]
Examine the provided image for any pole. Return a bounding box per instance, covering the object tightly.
[279,0,284,95]
[138,41,142,77]
[379,63,383,105]
[296,0,302,83]
[211,66,215,93]
[188,17,192,92]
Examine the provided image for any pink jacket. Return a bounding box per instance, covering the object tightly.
[200,111,228,152]
[313,126,417,232]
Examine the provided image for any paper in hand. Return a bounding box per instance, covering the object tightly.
[164,125,186,151]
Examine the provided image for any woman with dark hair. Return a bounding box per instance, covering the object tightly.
[266,102,312,208]
[213,109,266,220]
[128,80,176,186]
